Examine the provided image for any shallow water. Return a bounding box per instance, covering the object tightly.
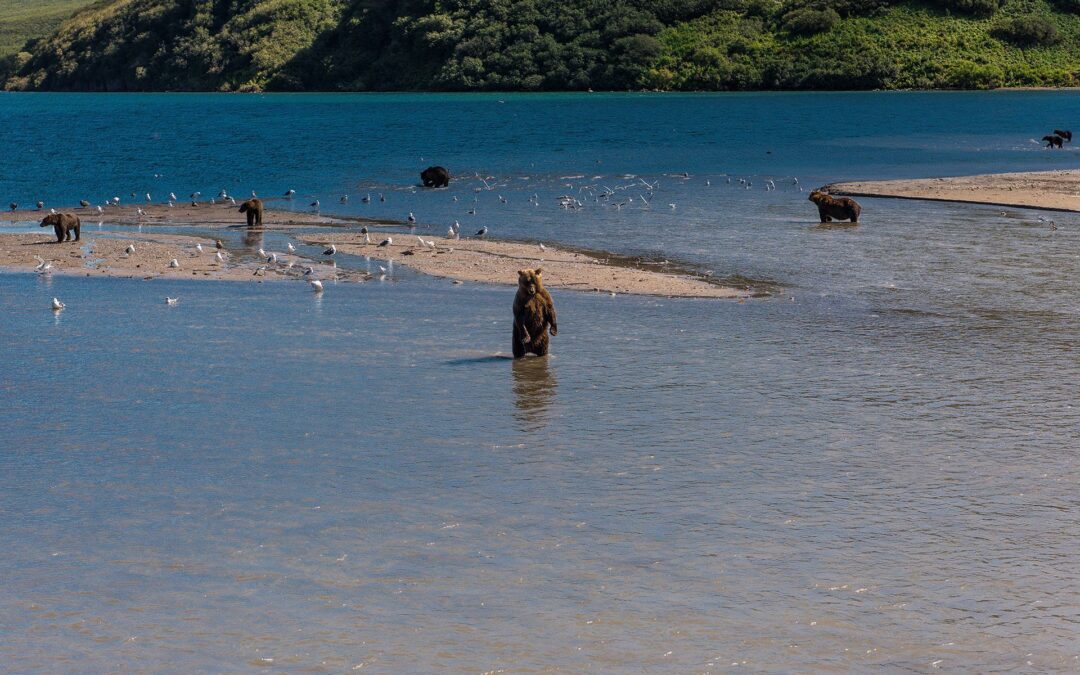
[1,92,1079,671]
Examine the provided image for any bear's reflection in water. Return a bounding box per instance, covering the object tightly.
[511,357,557,431]
[243,226,264,249]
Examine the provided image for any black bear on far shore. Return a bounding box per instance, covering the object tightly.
[421,166,450,188]
[40,213,80,242]
[513,268,557,358]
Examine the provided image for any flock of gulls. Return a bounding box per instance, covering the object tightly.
[33,170,807,313]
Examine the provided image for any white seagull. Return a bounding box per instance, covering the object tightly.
[51,297,65,311]
[323,244,336,255]
[215,251,225,262]
[287,242,295,252]
[169,258,180,268]
[125,244,136,254]
[310,279,324,293]
[474,226,488,238]
[195,243,203,253]
[165,297,179,305]
[378,237,392,247]
[407,212,416,223]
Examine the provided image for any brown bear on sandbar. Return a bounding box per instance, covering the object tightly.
[513,268,558,358]
[40,213,80,242]
[809,190,861,223]
[239,198,263,227]
[421,166,450,188]
[1053,129,1072,143]
[1043,135,1064,149]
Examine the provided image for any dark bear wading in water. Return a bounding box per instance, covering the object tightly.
[1052,129,1071,143]
[421,166,450,188]
[40,213,80,242]
[1043,135,1064,149]
[808,190,861,223]
[513,268,558,358]
[239,198,264,227]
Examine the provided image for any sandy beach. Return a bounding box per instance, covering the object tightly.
[827,169,1080,212]
[0,204,750,297]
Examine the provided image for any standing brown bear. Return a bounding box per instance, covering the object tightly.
[239,198,263,227]
[40,213,80,242]
[513,268,558,358]
[808,190,861,223]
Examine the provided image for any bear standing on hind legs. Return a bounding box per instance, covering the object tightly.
[39,213,80,242]
[513,268,558,358]
[239,198,263,227]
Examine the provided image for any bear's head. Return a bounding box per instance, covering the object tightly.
[39,214,59,227]
[518,268,543,296]
[808,190,829,205]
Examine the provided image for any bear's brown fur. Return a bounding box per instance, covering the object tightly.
[421,166,450,188]
[40,213,80,242]
[239,198,263,227]
[1043,135,1064,149]
[809,190,861,223]
[513,268,558,358]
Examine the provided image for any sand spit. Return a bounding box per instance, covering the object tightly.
[0,201,368,229]
[0,233,364,283]
[827,170,1080,212]
[299,232,751,299]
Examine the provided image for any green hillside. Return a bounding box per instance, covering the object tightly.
[0,0,96,58]
[2,0,1079,91]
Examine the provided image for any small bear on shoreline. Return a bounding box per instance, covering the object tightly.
[40,213,80,242]
[239,198,263,227]
[513,268,558,358]
[809,190,861,223]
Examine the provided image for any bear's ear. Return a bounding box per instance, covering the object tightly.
[534,268,542,276]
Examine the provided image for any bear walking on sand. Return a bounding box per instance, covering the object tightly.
[513,268,558,358]
[421,166,450,188]
[239,198,263,227]
[809,190,861,223]
[40,213,80,242]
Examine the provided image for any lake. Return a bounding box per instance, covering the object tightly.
[1,91,1078,671]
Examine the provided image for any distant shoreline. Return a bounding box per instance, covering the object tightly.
[827,170,1080,213]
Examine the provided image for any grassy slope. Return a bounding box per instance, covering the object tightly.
[0,0,97,57]
[650,0,1080,90]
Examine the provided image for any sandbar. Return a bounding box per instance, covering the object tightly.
[827,169,1080,212]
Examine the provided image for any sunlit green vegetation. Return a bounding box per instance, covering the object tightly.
[3,0,1078,90]
[0,0,96,58]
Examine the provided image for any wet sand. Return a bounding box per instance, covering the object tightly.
[827,170,1080,212]
[299,232,749,298]
[0,232,363,282]
[2,204,751,298]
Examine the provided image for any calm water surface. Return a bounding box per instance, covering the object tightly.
[1,92,1078,671]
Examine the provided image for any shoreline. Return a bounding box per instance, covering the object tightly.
[0,204,756,298]
[826,169,1080,213]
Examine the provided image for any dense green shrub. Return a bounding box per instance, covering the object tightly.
[781,7,840,34]
[933,0,998,16]
[991,15,1060,45]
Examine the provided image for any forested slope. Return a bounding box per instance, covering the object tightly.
[3,0,1078,91]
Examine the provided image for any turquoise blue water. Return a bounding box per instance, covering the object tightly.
[1,92,1079,671]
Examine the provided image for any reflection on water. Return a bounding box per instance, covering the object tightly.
[242,226,263,249]
[511,356,557,431]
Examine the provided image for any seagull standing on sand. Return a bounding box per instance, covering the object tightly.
[475,226,488,238]
[258,247,267,258]
[169,258,180,268]
[96,205,104,215]
[195,243,203,253]
[378,237,392,247]
[52,297,65,311]
[215,251,225,262]
[125,244,136,255]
